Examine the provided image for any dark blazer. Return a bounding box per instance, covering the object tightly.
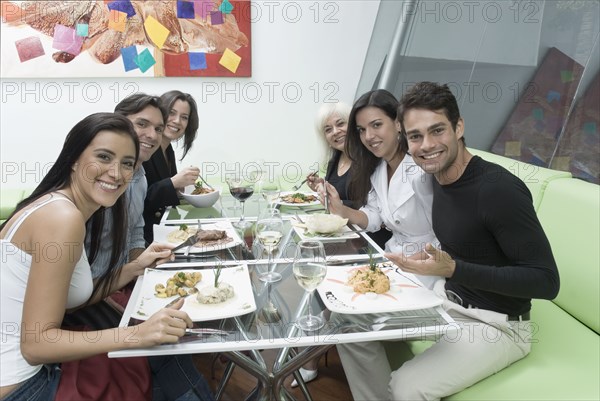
[142,145,180,243]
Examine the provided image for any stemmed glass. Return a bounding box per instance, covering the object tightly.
[258,175,281,209]
[293,240,327,331]
[227,174,254,229]
[225,173,241,211]
[255,209,284,283]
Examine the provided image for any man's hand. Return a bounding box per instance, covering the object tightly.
[385,243,456,278]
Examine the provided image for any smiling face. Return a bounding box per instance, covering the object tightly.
[356,106,399,162]
[72,130,136,208]
[125,105,164,164]
[163,99,191,144]
[323,114,348,152]
[404,108,465,184]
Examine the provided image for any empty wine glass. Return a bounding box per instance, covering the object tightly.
[293,240,327,331]
[258,175,281,208]
[227,174,254,229]
[255,209,284,283]
[249,167,266,203]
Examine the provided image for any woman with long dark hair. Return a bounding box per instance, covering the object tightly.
[0,113,191,401]
[324,89,439,289]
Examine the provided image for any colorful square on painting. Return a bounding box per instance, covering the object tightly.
[177,1,195,19]
[135,48,156,73]
[189,52,207,70]
[52,25,84,56]
[120,46,138,71]
[107,0,136,18]
[14,37,45,62]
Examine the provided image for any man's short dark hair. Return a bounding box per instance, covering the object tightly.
[397,82,461,132]
[114,93,167,122]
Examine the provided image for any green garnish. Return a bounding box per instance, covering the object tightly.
[179,224,188,231]
[292,192,307,200]
[213,262,223,288]
[368,248,377,272]
[194,181,203,189]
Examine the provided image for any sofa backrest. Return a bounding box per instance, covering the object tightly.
[536,178,600,334]
[0,188,26,221]
[469,148,572,210]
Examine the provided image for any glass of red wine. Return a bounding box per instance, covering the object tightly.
[227,174,254,229]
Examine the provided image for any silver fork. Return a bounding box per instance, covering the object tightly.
[184,220,202,257]
[292,171,318,191]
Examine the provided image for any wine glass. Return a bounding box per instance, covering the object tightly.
[293,240,327,331]
[249,166,266,203]
[258,175,281,209]
[255,209,284,283]
[227,174,254,229]
[225,173,241,211]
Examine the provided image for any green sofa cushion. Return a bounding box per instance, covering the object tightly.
[446,299,599,400]
[469,149,572,211]
[536,178,600,334]
[0,188,25,220]
[383,300,600,400]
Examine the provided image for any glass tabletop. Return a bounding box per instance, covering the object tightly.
[111,195,456,358]
[110,194,456,399]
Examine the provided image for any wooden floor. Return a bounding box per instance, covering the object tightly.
[193,347,353,400]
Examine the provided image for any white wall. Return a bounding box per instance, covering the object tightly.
[0,1,380,189]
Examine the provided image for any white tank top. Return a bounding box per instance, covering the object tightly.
[0,195,93,386]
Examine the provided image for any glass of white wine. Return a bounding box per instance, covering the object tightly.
[258,175,281,209]
[255,209,284,283]
[293,240,327,331]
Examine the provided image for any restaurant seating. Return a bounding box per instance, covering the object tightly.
[3,150,598,400]
[385,149,600,400]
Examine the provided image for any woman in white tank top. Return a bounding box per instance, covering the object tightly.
[0,113,192,400]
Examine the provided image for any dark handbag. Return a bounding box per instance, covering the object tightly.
[57,302,152,401]
[55,351,151,401]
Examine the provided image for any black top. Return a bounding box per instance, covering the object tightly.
[325,151,353,208]
[142,145,180,243]
[436,156,560,316]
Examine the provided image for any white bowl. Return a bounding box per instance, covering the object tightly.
[180,185,221,208]
[304,214,348,234]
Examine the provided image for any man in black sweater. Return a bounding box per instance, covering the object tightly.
[337,82,559,400]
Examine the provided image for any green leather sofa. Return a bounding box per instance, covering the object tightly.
[386,149,600,400]
[0,188,28,225]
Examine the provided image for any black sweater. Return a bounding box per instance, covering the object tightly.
[436,156,560,316]
[142,145,180,243]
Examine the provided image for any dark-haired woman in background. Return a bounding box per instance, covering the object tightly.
[143,90,201,243]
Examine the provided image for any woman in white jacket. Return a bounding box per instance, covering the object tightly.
[324,89,438,289]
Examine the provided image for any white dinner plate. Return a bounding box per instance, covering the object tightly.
[154,221,242,254]
[275,191,321,207]
[131,266,256,321]
[317,264,443,314]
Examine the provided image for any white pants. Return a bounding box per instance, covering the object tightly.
[337,280,533,401]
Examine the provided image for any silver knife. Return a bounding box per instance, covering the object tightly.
[324,180,329,213]
[185,328,231,336]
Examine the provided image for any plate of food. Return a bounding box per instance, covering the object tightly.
[275,191,320,207]
[316,262,443,314]
[154,221,242,254]
[131,265,256,321]
[292,214,359,241]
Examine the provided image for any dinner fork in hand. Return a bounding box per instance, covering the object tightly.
[292,171,318,191]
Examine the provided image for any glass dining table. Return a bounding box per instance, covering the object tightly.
[109,194,457,401]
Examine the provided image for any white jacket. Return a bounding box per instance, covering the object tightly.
[360,154,439,288]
